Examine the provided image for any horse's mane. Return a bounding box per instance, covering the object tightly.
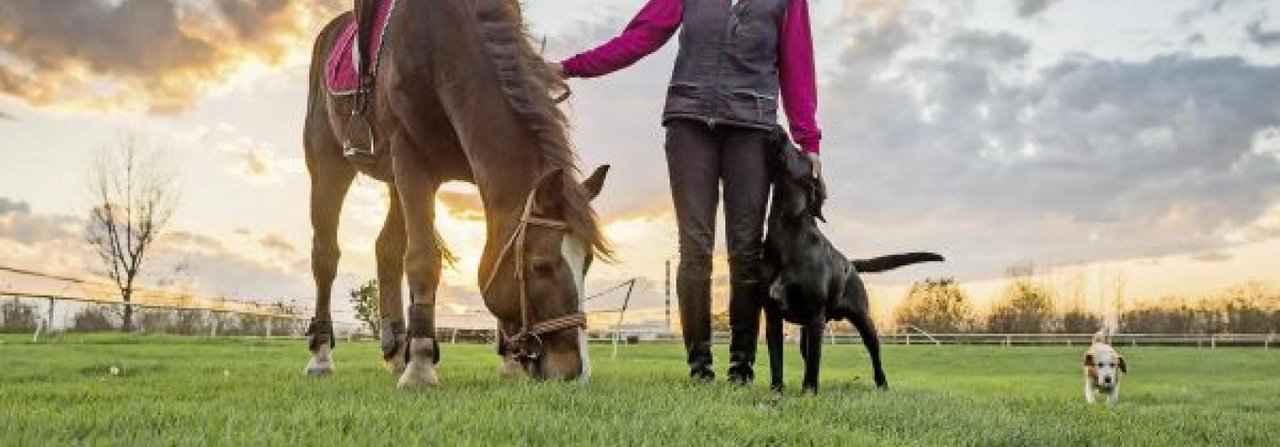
[475,0,612,259]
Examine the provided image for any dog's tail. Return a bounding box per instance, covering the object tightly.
[851,252,945,273]
[1093,329,1109,344]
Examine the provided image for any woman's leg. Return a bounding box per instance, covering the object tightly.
[664,119,722,380]
[721,126,772,384]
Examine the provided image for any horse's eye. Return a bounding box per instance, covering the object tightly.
[531,259,557,276]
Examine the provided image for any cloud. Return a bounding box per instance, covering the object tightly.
[1015,0,1062,17]
[0,197,31,214]
[177,122,304,183]
[0,0,344,114]
[1191,251,1233,263]
[1246,18,1280,47]
[259,233,296,254]
[816,5,1280,279]
[0,197,78,244]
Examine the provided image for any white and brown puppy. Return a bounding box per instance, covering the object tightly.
[1083,332,1128,405]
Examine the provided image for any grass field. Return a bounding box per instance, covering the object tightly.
[1,334,1276,446]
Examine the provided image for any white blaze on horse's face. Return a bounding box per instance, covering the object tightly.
[561,234,591,380]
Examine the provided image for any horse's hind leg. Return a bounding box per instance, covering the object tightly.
[377,186,409,374]
[390,132,445,389]
[304,144,356,378]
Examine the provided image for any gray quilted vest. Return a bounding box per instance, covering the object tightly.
[663,0,791,130]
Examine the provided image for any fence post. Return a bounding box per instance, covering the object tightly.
[1211,335,1216,349]
[47,297,56,335]
[210,312,219,337]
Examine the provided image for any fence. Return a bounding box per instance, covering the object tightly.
[616,331,1279,348]
[0,292,362,340]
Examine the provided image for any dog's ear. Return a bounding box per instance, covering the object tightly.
[1082,353,1094,367]
[809,177,827,222]
[1118,356,1127,374]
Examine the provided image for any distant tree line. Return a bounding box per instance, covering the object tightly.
[893,278,1279,335]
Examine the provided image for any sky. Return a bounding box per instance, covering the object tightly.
[1,0,1278,328]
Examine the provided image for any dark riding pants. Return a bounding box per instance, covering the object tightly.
[665,119,771,374]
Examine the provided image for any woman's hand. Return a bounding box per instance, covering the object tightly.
[807,152,827,200]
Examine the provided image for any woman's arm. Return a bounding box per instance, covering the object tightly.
[778,0,822,155]
[559,0,683,78]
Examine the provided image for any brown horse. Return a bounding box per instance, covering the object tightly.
[302,0,610,387]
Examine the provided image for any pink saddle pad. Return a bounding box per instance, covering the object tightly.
[324,0,396,95]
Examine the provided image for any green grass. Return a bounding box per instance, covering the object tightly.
[1,334,1277,446]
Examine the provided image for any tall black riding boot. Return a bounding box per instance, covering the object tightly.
[677,257,715,381]
[727,278,764,385]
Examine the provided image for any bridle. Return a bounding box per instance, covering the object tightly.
[482,188,588,364]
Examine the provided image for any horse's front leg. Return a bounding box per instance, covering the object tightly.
[304,141,356,378]
[377,186,408,374]
[391,134,444,389]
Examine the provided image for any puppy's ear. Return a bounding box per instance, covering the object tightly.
[1118,356,1127,374]
[1082,353,1094,367]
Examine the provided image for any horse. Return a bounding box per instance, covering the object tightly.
[301,0,610,387]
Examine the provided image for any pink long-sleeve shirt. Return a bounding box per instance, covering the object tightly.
[561,0,823,154]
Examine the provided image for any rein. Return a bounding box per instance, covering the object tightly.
[482,188,587,363]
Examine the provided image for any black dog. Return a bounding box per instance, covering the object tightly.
[763,134,943,394]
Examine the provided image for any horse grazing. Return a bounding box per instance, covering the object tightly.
[302,0,610,387]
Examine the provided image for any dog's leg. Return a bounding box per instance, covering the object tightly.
[845,280,888,389]
[801,319,825,394]
[765,308,785,392]
[1084,382,1096,404]
[1107,382,1120,406]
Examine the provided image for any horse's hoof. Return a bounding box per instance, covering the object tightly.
[383,339,408,375]
[306,366,334,378]
[396,362,439,389]
[498,357,524,379]
[385,357,407,376]
[305,344,334,378]
[397,338,439,389]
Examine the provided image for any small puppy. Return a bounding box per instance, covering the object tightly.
[1083,331,1127,405]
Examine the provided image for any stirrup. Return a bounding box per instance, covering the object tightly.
[342,110,375,158]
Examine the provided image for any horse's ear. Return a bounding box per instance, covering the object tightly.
[533,168,566,216]
[581,165,610,201]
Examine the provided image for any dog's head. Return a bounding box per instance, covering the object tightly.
[1084,346,1126,390]
[768,131,826,222]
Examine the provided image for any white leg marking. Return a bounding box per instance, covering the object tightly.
[306,344,334,377]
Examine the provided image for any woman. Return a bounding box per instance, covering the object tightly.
[557,0,822,383]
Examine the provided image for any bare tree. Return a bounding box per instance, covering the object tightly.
[86,135,179,332]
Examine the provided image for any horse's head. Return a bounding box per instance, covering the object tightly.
[489,165,609,380]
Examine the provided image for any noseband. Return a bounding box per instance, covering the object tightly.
[482,189,588,363]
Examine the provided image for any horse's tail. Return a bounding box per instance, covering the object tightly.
[851,252,945,273]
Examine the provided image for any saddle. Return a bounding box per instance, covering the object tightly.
[324,0,398,158]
